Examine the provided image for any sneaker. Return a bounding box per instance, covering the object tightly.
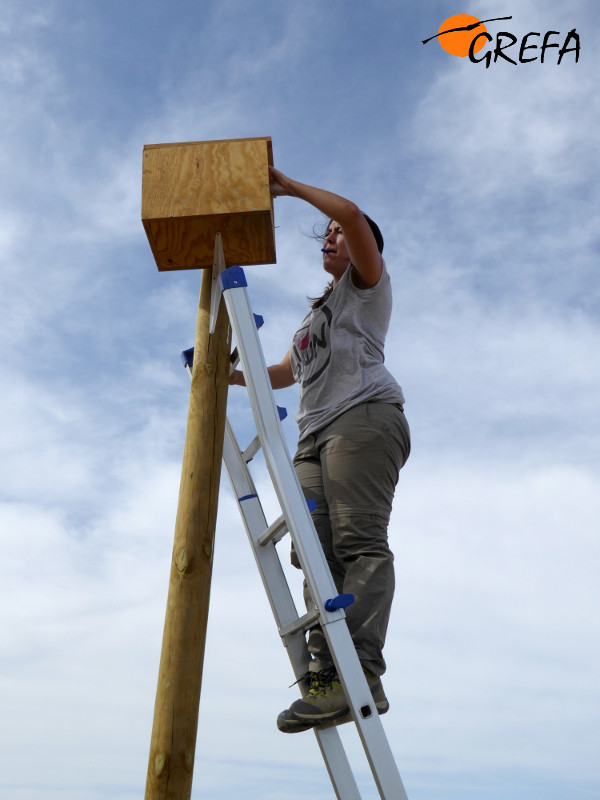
[277,667,391,733]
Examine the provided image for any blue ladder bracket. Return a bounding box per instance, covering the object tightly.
[182,311,262,370]
[219,265,247,290]
[325,594,355,612]
[238,493,258,502]
[181,347,194,369]
[277,405,288,421]
[306,499,317,513]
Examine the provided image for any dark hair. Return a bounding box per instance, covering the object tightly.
[309,213,384,309]
[362,214,384,254]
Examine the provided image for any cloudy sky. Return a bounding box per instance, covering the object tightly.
[1,1,598,798]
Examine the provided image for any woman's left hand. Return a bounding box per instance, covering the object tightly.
[229,369,246,386]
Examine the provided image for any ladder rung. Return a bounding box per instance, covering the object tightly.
[242,435,261,463]
[279,607,320,638]
[257,514,288,547]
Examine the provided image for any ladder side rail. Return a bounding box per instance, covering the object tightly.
[320,625,410,800]
[314,727,364,800]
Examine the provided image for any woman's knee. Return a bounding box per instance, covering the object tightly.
[329,511,393,563]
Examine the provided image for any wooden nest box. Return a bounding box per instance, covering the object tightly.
[142,136,276,271]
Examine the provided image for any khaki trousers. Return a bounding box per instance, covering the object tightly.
[292,401,410,676]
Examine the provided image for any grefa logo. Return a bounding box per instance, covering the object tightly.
[423,14,581,67]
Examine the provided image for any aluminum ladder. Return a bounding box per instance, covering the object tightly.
[183,246,409,800]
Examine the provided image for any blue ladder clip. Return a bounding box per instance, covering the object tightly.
[183,308,262,371]
[325,594,355,612]
[181,347,194,369]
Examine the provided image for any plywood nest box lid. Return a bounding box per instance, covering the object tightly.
[142,137,276,271]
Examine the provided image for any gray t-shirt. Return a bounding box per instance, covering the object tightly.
[289,261,405,440]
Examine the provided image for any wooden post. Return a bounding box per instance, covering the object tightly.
[141,136,275,799]
[144,267,231,800]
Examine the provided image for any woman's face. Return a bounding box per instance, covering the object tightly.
[322,220,350,282]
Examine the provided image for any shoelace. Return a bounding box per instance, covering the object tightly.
[306,667,342,697]
[289,666,341,694]
[289,671,311,689]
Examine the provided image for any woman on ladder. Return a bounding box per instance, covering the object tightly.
[230,165,410,732]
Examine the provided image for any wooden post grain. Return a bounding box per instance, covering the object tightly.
[145,267,230,800]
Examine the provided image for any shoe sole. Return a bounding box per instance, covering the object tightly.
[291,703,350,722]
[277,701,389,734]
[277,710,315,733]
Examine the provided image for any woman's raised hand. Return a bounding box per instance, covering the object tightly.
[269,166,293,198]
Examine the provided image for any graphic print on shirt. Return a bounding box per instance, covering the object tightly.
[292,305,333,387]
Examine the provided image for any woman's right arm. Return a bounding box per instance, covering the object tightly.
[229,351,295,390]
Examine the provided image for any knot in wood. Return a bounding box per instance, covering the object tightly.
[154,752,166,776]
[176,548,189,576]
